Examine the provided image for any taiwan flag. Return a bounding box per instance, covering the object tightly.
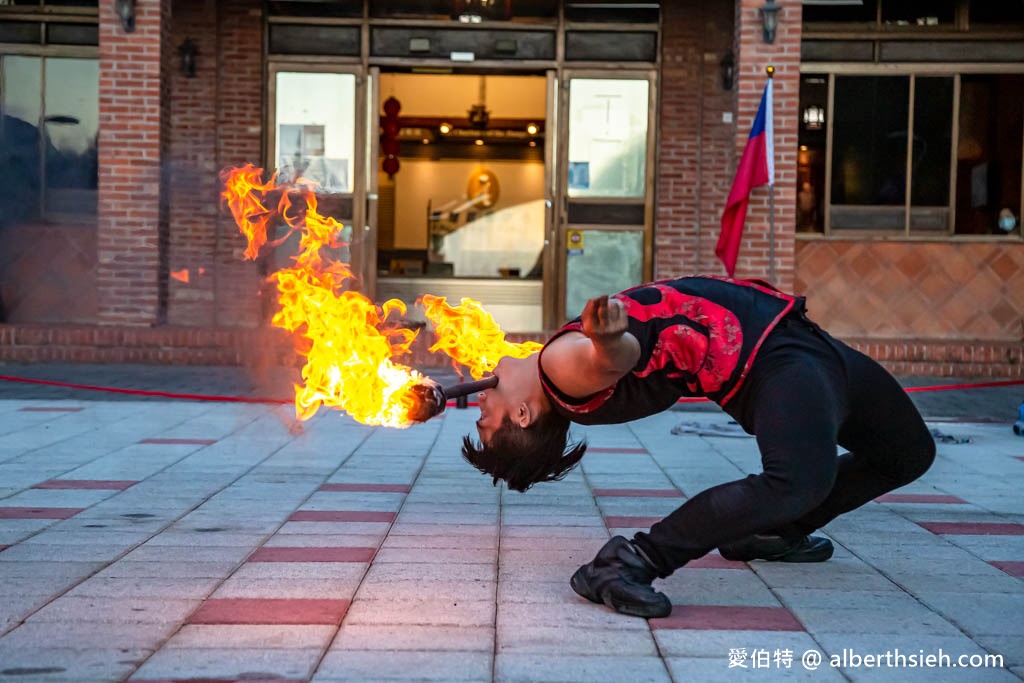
[716,78,774,278]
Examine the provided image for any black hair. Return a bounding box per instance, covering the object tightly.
[461,411,587,492]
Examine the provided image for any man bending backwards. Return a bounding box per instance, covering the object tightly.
[462,276,935,618]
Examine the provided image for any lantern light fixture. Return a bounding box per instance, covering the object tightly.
[179,37,197,78]
[113,0,135,33]
[720,51,735,90]
[760,0,780,44]
[803,104,825,130]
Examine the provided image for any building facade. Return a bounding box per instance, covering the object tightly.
[0,0,1021,376]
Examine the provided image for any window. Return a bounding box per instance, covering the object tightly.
[955,75,1024,236]
[0,55,98,225]
[797,71,1022,237]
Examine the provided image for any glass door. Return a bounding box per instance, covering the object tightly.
[554,70,656,325]
[267,64,371,291]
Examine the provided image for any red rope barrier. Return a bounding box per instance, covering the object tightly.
[0,373,1021,408]
[0,374,292,405]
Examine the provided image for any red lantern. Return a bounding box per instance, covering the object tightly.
[381,96,402,179]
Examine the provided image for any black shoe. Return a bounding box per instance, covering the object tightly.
[719,534,834,563]
[570,536,672,619]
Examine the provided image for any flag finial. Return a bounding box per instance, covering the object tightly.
[765,65,775,78]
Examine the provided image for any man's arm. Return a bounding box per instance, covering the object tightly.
[540,295,641,399]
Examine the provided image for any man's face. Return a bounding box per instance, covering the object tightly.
[474,356,521,445]
[475,381,512,446]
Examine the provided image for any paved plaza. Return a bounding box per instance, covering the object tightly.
[0,368,1021,682]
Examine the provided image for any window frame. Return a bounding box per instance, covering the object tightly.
[799,62,1024,242]
[0,45,98,225]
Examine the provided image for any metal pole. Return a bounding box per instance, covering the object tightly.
[766,65,776,286]
[769,184,776,285]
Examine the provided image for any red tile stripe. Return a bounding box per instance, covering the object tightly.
[0,507,84,519]
[875,493,967,504]
[288,510,397,523]
[33,479,137,490]
[605,516,662,528]
[685,554,749,570]
[650,605,804,631]
[919,522,1024,536]
[19,407,83,412]
[139,438,218,445]
[593,488,683,498]
[189,598,350,625]
[989,561,1024,578]
[249,547,376,563]
[319,483,412,493]
[588,447,648,454]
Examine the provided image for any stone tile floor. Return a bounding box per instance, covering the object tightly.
[0,388,1021,682]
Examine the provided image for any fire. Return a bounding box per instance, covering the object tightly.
[420,294,542,379]
[221,164,424,427]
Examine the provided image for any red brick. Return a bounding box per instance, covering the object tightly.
[875,494,967,504]
[989,561,1024,578]
[248,547,376,563]
[651,605,804,631]
[319,483,413,493]
[919,522,1024,536]
[33,480,137,490]
[593,489,684,498]
[0,508,85,520]
[604,516,662,528]
[188,598,349,625]
[288,511,397,523]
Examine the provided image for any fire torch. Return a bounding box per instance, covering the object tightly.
[407,375,498,423]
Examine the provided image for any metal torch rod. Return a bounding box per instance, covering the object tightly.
[442,375,498,400]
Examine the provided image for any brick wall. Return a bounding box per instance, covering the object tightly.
[796,240,1024,341]
[213,0,265,328]
[166,0,220,326]
[655,0,735,279]
[729,0,801,289]
[165,0,264,329]
[96,0,169,326]
[1,320,1018,377]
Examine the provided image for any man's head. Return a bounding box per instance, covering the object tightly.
[462,355,587,492]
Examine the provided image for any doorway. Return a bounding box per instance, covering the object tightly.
[373,71,550,333]
[266,64,657,333]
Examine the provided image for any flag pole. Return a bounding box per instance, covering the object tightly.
[766,65,776,286]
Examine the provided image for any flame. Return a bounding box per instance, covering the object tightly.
[419,294,542,379]
[170,269,190,284]
[221,165,424,427]
[221,165,278,261]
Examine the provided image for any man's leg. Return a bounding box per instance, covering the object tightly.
[573,352,843,616]
[780,341,935,536]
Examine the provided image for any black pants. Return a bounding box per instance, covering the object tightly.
[632,310,936,576]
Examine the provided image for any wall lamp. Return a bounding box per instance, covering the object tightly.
[760,0,780,44]
[179,38,197,78]
[720,51,735,90]
[113,0,136,33]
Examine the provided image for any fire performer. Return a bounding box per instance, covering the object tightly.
[461,276,935,619]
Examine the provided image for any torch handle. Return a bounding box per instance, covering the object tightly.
[442,375,498,400]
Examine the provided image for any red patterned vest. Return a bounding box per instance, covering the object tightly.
[539,276,798,424]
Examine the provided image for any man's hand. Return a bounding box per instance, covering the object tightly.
[581,295,628,343]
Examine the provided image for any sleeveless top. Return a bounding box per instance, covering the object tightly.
[538,276,798,425]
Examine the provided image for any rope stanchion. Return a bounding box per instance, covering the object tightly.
[0,373,1021,408]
